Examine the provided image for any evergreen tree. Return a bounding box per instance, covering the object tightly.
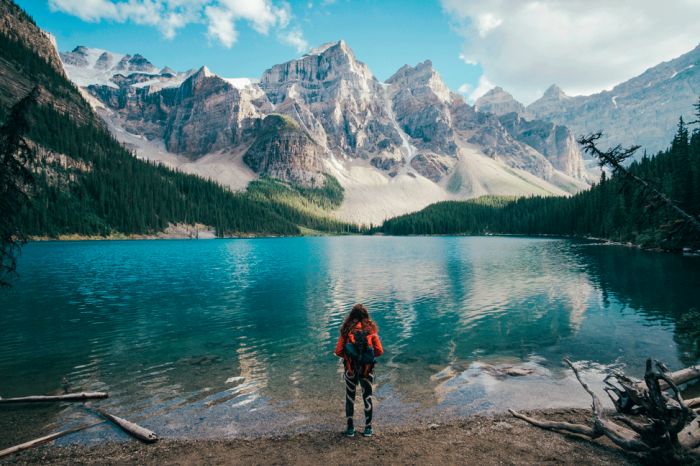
[0,88,38,285]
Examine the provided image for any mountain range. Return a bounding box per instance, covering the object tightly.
[476,45,700,156]
[60,41,591,224]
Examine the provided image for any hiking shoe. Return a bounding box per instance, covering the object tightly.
[362,426,373,437]
[345,427,355,437]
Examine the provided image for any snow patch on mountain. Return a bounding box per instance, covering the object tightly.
[60,46,164,88]
[306,41,340,56]
[222,77,259,89]
[61,47,125,87]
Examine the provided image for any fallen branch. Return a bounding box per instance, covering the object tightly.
[0,421,104,458]
[96,409,158,443]
[508,409,599,438]
[0,392,109,403]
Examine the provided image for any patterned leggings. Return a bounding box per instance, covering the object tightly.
[344,369,374,428]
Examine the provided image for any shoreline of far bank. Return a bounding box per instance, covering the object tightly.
[26,232,700,256]
[2,410,639,466]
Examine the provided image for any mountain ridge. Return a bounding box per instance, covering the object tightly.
[476,44,700,155]
[63,40,591,224]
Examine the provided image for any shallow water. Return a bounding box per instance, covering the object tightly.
[1,237,698,445]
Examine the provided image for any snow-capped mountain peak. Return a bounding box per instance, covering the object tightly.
[60,46,160,88]
[306,39,346,56]
[198,65,214,78]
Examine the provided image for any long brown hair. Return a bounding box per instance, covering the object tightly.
[340,303,378,336]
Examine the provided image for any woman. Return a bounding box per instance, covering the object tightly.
[334,303,384,437]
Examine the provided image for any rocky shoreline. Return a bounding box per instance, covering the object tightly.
[1,410,640,465]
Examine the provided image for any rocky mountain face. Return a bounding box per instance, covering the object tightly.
[244,114,326,186]
[0,0,109,200]
[387,61,567,183]
[260,41,404,163]
[385,60,456,180]
[525,45,700,154]
[0,1,61,71]
[475,87,526,116]
[89,66,271,156]
[160,67,269,156]
[527,85,568,118]
[453,98,556,180]
[498,112,589,181]
[474,85,590,180]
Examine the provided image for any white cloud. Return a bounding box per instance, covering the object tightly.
[221,0,289,34]
[441,0,700,104]
[279,28,309,53]
[458,52,477,66]
[204,5,237,47]
[469,75,494,102]
[458,75,494,103]
[49,0,307,50]
[49,0,118,21]
[475,13,501,37]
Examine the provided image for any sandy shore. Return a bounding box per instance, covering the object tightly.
[3,410,640,465]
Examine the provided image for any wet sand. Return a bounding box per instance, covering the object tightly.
[3,410,640,465]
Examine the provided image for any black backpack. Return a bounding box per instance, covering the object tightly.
[344,329,376,366]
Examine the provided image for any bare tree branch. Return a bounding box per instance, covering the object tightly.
[577,132,700,235]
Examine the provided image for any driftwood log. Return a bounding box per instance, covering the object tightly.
[0,421,103,458]
[0,392,108,403]
[510,358,700,462]
[96,409,159,443]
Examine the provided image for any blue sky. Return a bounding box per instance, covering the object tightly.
[15,1,700,104]
[17,0,483,96]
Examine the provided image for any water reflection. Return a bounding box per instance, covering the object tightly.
[0,237,698,446]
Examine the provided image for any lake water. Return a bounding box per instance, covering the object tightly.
[1,237,699,446]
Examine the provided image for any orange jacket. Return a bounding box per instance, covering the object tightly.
[334,322,384,374]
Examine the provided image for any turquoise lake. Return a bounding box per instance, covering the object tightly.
[1,237,699,446]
